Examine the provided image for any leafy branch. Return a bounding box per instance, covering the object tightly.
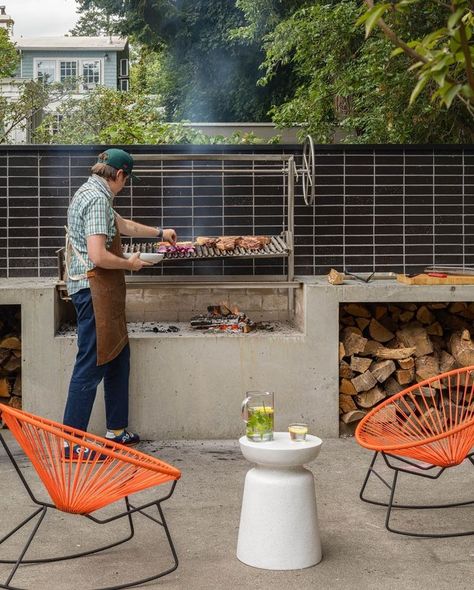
[357,0,474,115]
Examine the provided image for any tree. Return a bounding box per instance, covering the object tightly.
[69,6,120,36]
[0,29,18,78]
[75,0,295,121]
[33,85,276,144]
[358,1,474,117]
[0,81,67,144]
[258,1,474,142]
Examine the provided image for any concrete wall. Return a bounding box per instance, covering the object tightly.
[3,277,474,440]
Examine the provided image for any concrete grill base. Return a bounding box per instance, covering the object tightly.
[1,277,473,439]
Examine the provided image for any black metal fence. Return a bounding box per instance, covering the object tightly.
[0,144,473,278]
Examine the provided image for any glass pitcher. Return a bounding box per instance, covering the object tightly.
[241,391,274,442]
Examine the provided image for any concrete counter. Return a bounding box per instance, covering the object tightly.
[1,277,473,439]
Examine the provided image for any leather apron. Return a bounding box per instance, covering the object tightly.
[86,224,128,366]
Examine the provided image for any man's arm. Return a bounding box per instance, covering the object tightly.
[115,214,177,244]
[87,234,151,270]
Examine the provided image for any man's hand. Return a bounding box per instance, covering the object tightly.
[162,228,177,245]
[127,252,153,271]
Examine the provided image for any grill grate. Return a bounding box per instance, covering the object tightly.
[122,235,289,261]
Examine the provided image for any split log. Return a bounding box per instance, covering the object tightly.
[399,310,415,323]
[415,386,438,398]
[426,322,443,336]
[0,349,10,365]
[341,328,367,356]
[415,355,440,382]
[340,360,354,379]
[339,342,346,361]
[341,316,356,326]
[388,305,401,321]
[396,323,433,357]
[340,409,366,424]
[12,376,21,396]
[0,378,10,398]
[344,303,371,318]
[351,370,377,393]
[439,350,456,373]
[0,336,21,350]
[449,302,466,314]
[355,386,385,409]
[340,378,357,396]
[371,360,396,383]
[416,305,435,325]
[8,396,21,409]
[450,330,474,366]
[399,303,417,311]
[375,305,387,320]
[398,357,415,370]
[355,317,370,332]
[429,303,447,309]
[369,319,394,343]
[350,356,372,374]
[375,346,416,360]
[361,340,381,357]
[4,356,20,373]
[11,349,21,359]
[328,268,345,285]
[339,394,357,413]
[395,368,415,385]
[384,377,405,396]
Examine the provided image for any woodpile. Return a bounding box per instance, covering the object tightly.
[339,301,474,433]
[0,306,22,422]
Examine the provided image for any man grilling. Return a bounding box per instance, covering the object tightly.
[63,149,176,457]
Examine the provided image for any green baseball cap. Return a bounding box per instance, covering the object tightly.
[98,148,140,181]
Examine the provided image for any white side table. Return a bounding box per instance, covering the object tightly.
[237,432,323,570]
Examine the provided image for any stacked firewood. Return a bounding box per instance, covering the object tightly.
[0,306,22,417]
[339,302,474,432]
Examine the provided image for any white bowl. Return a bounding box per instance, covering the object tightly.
[123,252,164,264]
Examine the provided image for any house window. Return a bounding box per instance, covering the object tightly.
[120,59,129,77]
[119,78,129,92]
[36,60,56,84]
[60,61,77,84]
[81,60,101,90]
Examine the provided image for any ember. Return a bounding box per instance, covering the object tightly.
[190,304,256,333]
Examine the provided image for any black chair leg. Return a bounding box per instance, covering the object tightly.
[1,506,47,589]
[360,453,474,538]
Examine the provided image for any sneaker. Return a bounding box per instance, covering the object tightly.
[63,444,107,462]
[105,430,140,447]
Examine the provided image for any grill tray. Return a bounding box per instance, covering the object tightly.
[122,235,289,261]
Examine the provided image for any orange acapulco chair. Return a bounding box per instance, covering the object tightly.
[0,404,181,590]
[355,366,474,538]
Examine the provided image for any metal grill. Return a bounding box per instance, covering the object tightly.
[122,235,290,261]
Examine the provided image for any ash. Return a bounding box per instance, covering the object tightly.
[57,321,180,337]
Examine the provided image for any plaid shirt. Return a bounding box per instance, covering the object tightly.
[66,175,116,296]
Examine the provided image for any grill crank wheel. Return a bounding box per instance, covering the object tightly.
[301,135,316,206]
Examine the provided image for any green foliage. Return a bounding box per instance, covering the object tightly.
[0,81,64,144]
[69,7,117,36]
[259,1,474,142]
[358,0,474,117]
[76,0,295,121]
[33,86,278,144]
[0,29,18,78]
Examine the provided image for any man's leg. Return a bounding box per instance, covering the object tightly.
[63,289,105,432]
[103,343,130,431]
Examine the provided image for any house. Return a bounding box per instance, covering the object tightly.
[12,36,130,92]
[0,4,129,143]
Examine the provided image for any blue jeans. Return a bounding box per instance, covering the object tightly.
[63,288,130,432]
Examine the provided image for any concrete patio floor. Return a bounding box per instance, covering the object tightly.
[0,433,472,590]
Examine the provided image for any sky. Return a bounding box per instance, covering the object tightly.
[8,0,80,37]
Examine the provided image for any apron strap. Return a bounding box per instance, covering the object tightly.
[64,225,88,281]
